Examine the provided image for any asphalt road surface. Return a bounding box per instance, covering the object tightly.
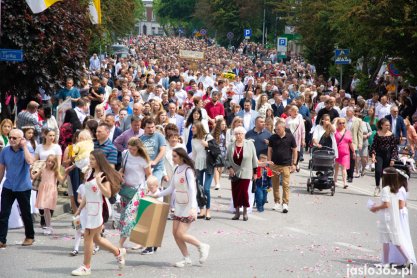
[1,156,416,278]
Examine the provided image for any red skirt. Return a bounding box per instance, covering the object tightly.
[231,179,250,208]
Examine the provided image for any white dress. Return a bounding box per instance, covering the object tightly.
[191,135,213,171]
[84,177,103,229]
[378,186,405,246]
[388,186,416,264]
[0,177,23,229]
[76,184,87,231]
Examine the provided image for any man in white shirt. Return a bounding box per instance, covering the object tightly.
[174,82,187,107]
[236,100,258,131]
[233,75,245,96]
[74,99,88,124]
[199,70,215,89]
[281,90,292,107]
[375,95,391,119]
[89,53,100,72]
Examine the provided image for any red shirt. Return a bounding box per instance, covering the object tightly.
[205,101,225,120]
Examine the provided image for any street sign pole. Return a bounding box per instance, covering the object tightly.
[340,64,343,90]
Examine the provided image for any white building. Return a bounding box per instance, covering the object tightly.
[137,0,164,36]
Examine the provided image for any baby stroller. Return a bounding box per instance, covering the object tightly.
[307,146,336,196]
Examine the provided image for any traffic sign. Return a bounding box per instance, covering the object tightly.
[387,62,400,77]
[277,37,287,52]
[227,32,234,40]
[0,49,24,62]
[244,28,252,39]
[335,49,351,65]
[200,29,207,36]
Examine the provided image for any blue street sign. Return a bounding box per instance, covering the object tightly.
[278,38,287,47]
[200,29,207,36]
[178,28,184,34]
[227,32,234,40]
[244,29,252,38]
[335,49,351,65]
[0,49,24,62]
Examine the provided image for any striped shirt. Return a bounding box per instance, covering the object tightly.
[16,111,42,135]
[94,138,117,165]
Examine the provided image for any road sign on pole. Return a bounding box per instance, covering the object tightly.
[0,49,23,62]
[277,37,287,53]
[244,28,252,39]
[200,29,207,36]
[387,62,400,77]
[227,32,234,40]
[335,49,351,65]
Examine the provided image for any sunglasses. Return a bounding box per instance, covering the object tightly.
[9,136,20,140]
[338,122,346,125]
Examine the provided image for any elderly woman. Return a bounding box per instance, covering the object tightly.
[286,105,305,171]
[225,126,258,221]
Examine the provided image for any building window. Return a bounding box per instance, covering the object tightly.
[143,25,147,35]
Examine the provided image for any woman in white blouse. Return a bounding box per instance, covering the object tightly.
[285,105,305,171]
[191,122,214,220]
[256,93,272,118]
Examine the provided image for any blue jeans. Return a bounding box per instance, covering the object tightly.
[197,170,213,209]
[255,186,268,212]
[0,188,35,243]
[152,167,164,186]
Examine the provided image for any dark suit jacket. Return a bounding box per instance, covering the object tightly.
[112,127,123,142]
[385,115,407,138]
[272,103,285,117]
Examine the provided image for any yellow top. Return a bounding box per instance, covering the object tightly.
[72,141,94,161]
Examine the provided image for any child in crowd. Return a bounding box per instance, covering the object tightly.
[72,130,94,173]
[255,154,273,212]
[388,167,416,266]
[370,167,412,268]
[141,176,162,255]
[32,155,65,235]
[70,183,100,256]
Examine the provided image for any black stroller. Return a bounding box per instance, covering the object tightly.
[307,146,336,196]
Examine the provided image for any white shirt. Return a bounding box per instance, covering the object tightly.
[122,150,149,188]
[391,116,397,134]
[243,111,252,131]
[74,107,87,124]
[175,89,187,106]
[376,103,391,120]
[109,126,115,142]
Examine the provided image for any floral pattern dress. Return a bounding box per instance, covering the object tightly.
[119,189,145,238]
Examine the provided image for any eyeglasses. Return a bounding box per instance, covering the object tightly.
[9,136,20,140]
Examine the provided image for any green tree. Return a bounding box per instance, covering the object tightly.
[0,0,91,113]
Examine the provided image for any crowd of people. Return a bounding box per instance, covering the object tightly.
[0,35,416,274]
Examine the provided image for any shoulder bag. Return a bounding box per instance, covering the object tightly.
[118,151,140,200]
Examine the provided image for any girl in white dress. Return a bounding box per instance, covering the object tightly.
[370,167,412,268]
[388,168,416,266]
[152,148,210,268]
[71,150,125,276]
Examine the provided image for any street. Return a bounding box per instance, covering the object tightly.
[1,156,416,278]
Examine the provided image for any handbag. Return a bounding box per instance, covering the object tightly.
[119,185,139,199]
[205,134,222,166]
[31,160,46,191]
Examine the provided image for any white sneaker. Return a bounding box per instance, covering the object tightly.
[198,243,210,263]
[71,265,91,276]
[374,187,381,197]
[272,203,280,211]
[365,164,371,171]
[43,227,53,235]
[214,184,220,190]
[174,257,192,268]
[282,204,289,213]
[116,248,126,269]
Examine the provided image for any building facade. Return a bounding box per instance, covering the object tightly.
[137,0,164,36]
